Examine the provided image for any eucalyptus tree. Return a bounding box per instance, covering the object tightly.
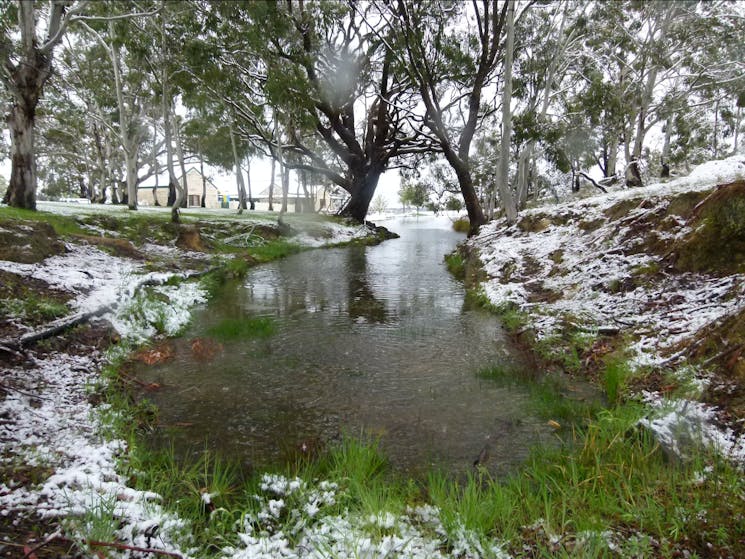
[663,1,745,163]
[189,0,427,222]
[510,1,580,209]
[574,1,729,185]
[381,0,510,234]
[35,78,98,199]
[72,2,162,208]
[0,0,88,208]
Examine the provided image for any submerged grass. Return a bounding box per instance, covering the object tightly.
[207,315,276,340]
[248,239,302,262]
[478,365,601,426]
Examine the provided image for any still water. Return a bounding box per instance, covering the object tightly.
[137,216,554,477]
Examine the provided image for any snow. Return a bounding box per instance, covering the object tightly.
[471,155,745,465]
[225,475,510,559]
[640,393,745,463]
[0,351,191,557]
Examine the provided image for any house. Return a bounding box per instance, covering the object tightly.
[137,168,224,209]
[249,184,347,213]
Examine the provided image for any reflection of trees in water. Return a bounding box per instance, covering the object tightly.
[347,248,388,323]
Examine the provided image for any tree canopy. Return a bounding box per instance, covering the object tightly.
[1,0,742,231]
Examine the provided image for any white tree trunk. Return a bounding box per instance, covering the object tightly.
[229,125,247,214]
[496,0,518,223]
[174,116,188,209]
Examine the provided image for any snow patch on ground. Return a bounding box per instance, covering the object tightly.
[471,155,745,464]
[0,352,192,557]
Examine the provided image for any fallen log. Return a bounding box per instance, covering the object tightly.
[19,306,112,347]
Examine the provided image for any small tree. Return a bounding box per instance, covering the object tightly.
[370,193,388,215]
[399,181,427,212]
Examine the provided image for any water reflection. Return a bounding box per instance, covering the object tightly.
[347,248,389,323]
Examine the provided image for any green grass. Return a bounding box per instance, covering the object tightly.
[0,206,87,236]
[0,295,69,323]
[444,252,466,279]
[426,402,745,556]
[207,316,276,340]
[477,363,521,383]
[247,239,301,262]
[602,355,633,405]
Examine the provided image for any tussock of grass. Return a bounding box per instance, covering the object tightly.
[247,239,301,262]
[602,355,632,405]
[452,217,470,234]
[207,316,276,340]
[444,251,466,279]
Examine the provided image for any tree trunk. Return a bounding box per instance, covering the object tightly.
[607,134,618,177]
[713,98,719,159]
[734,105,741,154]
[496,0,518,224]
[338,167,383,222]
[125,150,138,209]
[6,102,37,209]
[246,157,255,210]
[174,118,189,209]
[3,1,62,210]
[229,126,247,213]
[276,134,289,214]
[162,103,180,222]
[516,145,532,209]
[281,164,290,214]
[152,121,160,206]
[268,156,276,211]
[199,145,206,207]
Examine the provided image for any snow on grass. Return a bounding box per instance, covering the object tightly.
[291,220,379,247]
[0,242,142,314]
[0,351,192,557]
[224,474,510,559]
[640,392,745,463]
[471,155,745,464]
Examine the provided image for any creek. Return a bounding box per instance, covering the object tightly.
[136,216,556,478]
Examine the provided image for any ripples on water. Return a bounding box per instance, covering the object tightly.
[137,216,554,477]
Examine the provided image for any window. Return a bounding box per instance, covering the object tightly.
[188,194,200,207]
